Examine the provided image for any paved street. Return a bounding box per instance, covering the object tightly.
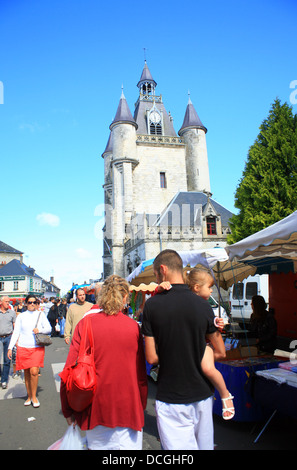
[0,337,161,451]
[0,337,295,450]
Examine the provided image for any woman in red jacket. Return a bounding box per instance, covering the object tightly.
[60,275,148,450]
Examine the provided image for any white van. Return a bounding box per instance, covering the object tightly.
[229,274,269,326]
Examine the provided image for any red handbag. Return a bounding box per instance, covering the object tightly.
[60,317,97,412]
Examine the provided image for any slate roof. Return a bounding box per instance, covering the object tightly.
[110,90,137,129]
[134,61,177,136]
[0,259,41,278]
[0,241,23,255]
[134,100,177,136]
[102,132,112,156]
[137,61,157,88]
[178,98,207,135]
[154,191,233,227]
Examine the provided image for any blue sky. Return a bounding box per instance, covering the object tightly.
[0,0,296,294]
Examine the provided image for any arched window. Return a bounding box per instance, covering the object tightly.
[149,109,162,135]
[142,83,152,95]
[150,122,162,135]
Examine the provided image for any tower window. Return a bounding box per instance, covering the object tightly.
[149,109,162,135]
[160,172,167,188]
[206,216,217,235]
[150,123,162,135]
[142,83,152,95]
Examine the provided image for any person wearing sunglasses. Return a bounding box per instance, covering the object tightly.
[8,295,51,407]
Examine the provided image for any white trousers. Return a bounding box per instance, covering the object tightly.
[155,396,214,450]
[86,425,143,450]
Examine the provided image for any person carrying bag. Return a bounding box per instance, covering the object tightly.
[59,316,96,412]
[35,312,52,346]
[59,275,148,450]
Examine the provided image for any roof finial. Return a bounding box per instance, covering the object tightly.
[121,83,124,98]
[188,89,192,104]
[143,47,147,62]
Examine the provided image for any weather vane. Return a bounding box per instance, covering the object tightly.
[143,47,147,62]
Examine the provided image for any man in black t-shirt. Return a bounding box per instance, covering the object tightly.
[142,250,225,450]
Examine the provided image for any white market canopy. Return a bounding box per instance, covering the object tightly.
[226,210,297,274]
[126,211,297,292]
[127,249,227,285]
[126,248,256,289]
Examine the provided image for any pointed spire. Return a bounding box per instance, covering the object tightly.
[178,96,207,135]
[110,87,137,130]
[137,60,157,89]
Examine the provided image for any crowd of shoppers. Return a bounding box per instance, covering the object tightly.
[1,249,276,451]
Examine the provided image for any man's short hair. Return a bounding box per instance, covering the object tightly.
[76,288,85,296]
[153,249,183,275]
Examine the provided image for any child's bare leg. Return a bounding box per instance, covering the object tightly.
[201,345,234,419]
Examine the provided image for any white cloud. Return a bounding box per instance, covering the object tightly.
[75,248,92,259]
[19,122,50,133]
[36,212,60,227]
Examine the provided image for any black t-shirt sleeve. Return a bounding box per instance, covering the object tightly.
[142,302,153,337]
[201,299,217,335]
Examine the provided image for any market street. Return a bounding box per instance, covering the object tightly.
[0,337,161,451]
[0,337,295,451]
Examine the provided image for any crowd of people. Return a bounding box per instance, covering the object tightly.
[0,249,278,450]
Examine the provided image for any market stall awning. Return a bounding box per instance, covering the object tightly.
[127,248,254,289]
[129,282,158,292]
[226,210,297,274]
[126,249,227,286]
[210,259,257,290]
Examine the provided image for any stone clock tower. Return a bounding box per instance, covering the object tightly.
[101,62,232,278]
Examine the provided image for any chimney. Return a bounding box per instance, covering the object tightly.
[50,276,54,284]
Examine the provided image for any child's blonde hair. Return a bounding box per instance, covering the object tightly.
[184,268,214,291]
[97,275,129,316]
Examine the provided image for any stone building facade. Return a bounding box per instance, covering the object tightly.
[101,62,233,279]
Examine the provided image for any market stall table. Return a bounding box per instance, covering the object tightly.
[213,356,281,421]
[251,367,297,420]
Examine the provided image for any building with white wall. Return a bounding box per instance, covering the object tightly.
[0,241,23,266]
[101,62,233,278]
[0,259,60,300]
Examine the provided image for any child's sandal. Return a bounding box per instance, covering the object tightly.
[221,393,235,420]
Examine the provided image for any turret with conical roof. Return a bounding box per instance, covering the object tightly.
[179,96,211,194]
[104,88,139,276]
[110,89,138,130]
[109,88,138,164]
[101,63,215,280]
[179,97,207,134]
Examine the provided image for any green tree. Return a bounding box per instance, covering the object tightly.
[227,98,297,244]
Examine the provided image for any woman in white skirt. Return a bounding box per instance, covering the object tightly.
[8,295,51,407]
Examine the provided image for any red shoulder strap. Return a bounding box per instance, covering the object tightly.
[78,316,94,356]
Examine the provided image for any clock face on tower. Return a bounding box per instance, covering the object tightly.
[150,110,161,124]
